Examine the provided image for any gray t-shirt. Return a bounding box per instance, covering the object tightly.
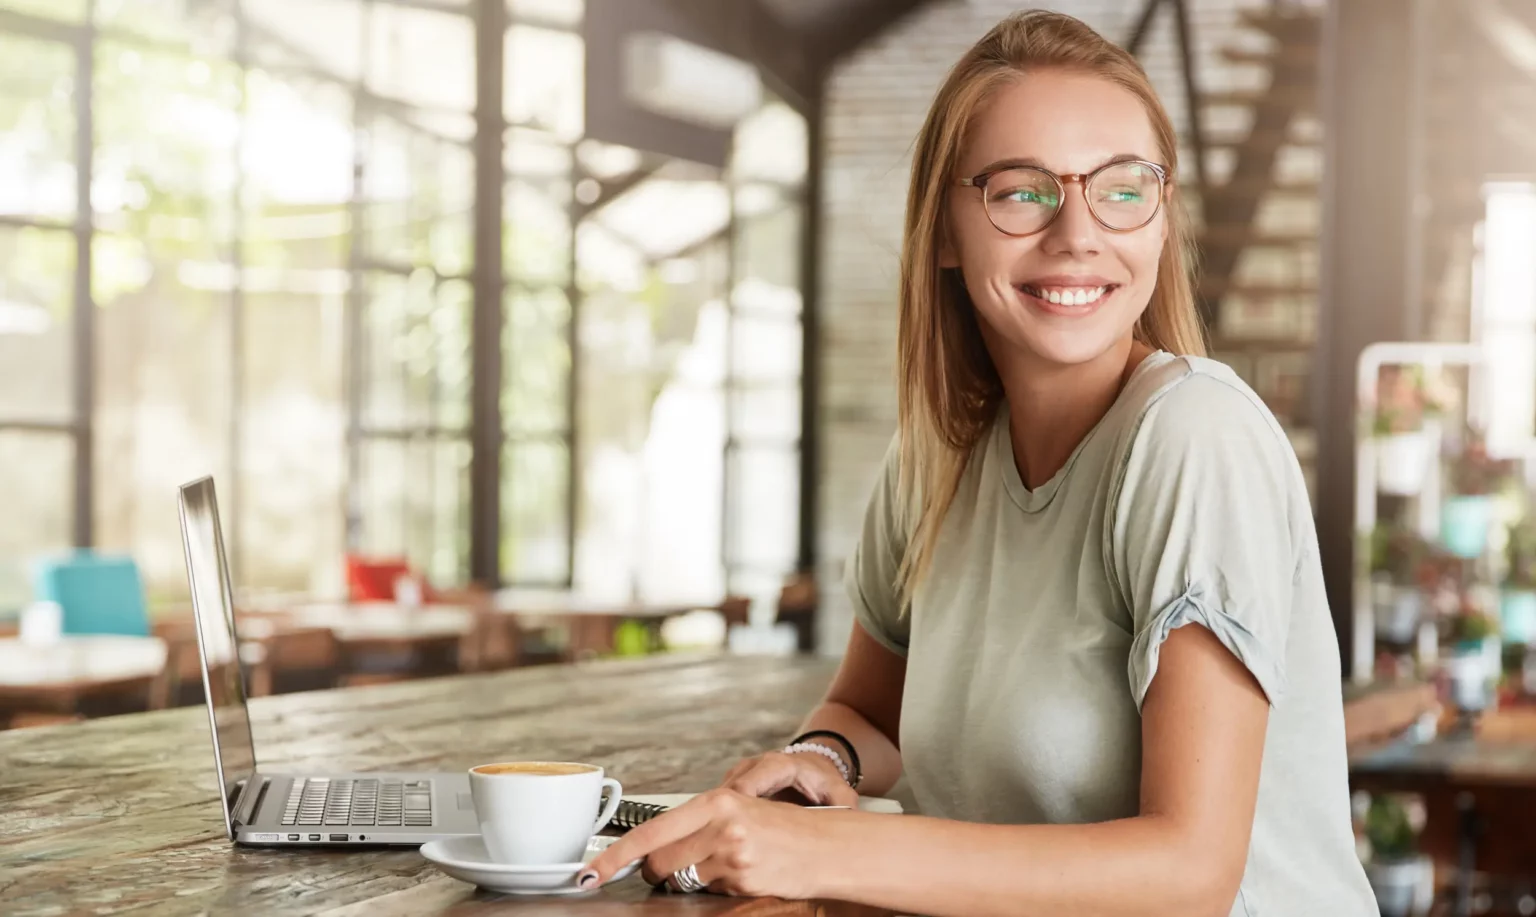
[847,352,1375,916]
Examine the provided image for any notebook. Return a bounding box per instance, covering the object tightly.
[613,793,904,830]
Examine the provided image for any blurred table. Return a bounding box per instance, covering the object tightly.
[0,635,169,715]
[1352,710,1536,914]
[0,653,894,916]
[254,602,483,681]
[272,602,477,642]
[494,589,719,617]
[495,589,733,659]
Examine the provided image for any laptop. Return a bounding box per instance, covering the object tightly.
[177,475,478,846]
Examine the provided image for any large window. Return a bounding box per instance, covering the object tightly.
[0,0,807,611]
[0,27,80,609]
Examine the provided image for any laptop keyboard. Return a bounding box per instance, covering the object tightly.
[280,778,434,827]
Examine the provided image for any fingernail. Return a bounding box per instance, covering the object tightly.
[576,870,599,889]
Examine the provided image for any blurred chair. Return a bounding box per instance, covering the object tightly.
[336,634,463,688]
[343,554,492,610]
[472,613,521,671]
[246,626,341,697]
[718,595,751,629]
[776,572,818,654]
[32,553,150,637]
[151,617,203,707]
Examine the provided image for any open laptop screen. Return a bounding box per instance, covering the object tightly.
[177,476,257,838]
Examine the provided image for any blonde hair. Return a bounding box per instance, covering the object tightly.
[895,10,1207,607]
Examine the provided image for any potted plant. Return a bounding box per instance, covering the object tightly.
[1369,525,1429,644]
[1502,520,1536,645]
[1372,366,1441,496]
[1446,601,1501,712]
[1363,794,1433,917]
[1441,435,1511,559]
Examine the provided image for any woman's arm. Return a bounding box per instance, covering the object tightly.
[793,621,907,795]
[723,621,908,799]
[821,623,1268,917]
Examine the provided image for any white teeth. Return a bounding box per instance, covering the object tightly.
[1023,285,1109,306]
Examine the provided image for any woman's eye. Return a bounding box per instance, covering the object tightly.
[999,189,1055,205]
[1102,188,1144,202]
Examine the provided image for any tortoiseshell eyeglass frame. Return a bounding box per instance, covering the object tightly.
[957,159,1171,237]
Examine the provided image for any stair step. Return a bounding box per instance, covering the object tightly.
[1202,87,1317,110]
[1206,128,1322,149]
[1210,335,1316,353]
[1202,279,1318,300]
[1200,224,1318,247]
[1218,46,1319,67]
[1206,177,1320,198]
[1237,8,1322,40]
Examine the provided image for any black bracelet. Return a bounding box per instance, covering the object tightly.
[789,729,862,790]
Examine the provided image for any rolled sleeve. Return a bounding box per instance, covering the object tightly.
[1110,373,1302,710]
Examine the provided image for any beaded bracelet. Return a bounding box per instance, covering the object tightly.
[781,742,852,786]
[789,729,862,789]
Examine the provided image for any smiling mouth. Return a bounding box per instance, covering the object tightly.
[1016,283,1119,307]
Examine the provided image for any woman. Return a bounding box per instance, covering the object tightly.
[581,11,1375,915]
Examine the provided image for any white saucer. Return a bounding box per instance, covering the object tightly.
[420,835,642,896]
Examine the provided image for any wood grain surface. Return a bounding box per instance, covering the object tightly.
[0,653,896,917]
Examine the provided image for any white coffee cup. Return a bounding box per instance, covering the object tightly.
[467,761,623,865]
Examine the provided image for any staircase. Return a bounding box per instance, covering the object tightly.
[1193,3,1324,495]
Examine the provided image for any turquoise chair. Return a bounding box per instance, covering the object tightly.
[32,553,151,637]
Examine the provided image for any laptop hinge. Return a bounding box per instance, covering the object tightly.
[231,773,269,830]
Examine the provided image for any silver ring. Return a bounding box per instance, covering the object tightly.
[671,863,705,893]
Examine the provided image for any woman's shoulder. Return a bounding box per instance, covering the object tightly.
[1124,353,1292,453]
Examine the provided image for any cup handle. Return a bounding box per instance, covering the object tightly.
[592,778,623,834]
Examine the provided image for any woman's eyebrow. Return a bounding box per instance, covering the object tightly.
[969,152,1150,174]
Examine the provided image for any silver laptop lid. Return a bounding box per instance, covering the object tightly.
[177,476,258,840]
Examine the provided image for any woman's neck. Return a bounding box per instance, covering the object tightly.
[995,337,1154,490]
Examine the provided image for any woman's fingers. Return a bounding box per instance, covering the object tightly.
[577,792,724,889]
[727,751,856,806]
[719,757,756,787]
[724,755,800,799]
[805,772,861,808]
[639,827,727,888]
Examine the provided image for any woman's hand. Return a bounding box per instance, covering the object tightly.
[576,788,842,898]
[718,748,860,807]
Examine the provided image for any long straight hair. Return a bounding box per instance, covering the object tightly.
[895,10,1207,608]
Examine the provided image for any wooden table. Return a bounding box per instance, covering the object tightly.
[0,635,169,714]
[0,654,893,916]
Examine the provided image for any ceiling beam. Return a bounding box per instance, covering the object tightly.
[652,0,819,114]
[573,164,665,222]
[806,0,932,75]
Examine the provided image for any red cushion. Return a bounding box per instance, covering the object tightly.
[345,556,413,602]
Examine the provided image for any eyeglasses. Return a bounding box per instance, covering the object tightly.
[957,159,1169,237]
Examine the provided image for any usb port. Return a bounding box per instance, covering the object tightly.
[329,834,348,842]
[287,834,300,841]
[308,834,322,841]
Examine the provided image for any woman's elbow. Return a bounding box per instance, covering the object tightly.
[1169,849,1246,917]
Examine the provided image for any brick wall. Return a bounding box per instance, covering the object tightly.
[814,0,1317,653]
